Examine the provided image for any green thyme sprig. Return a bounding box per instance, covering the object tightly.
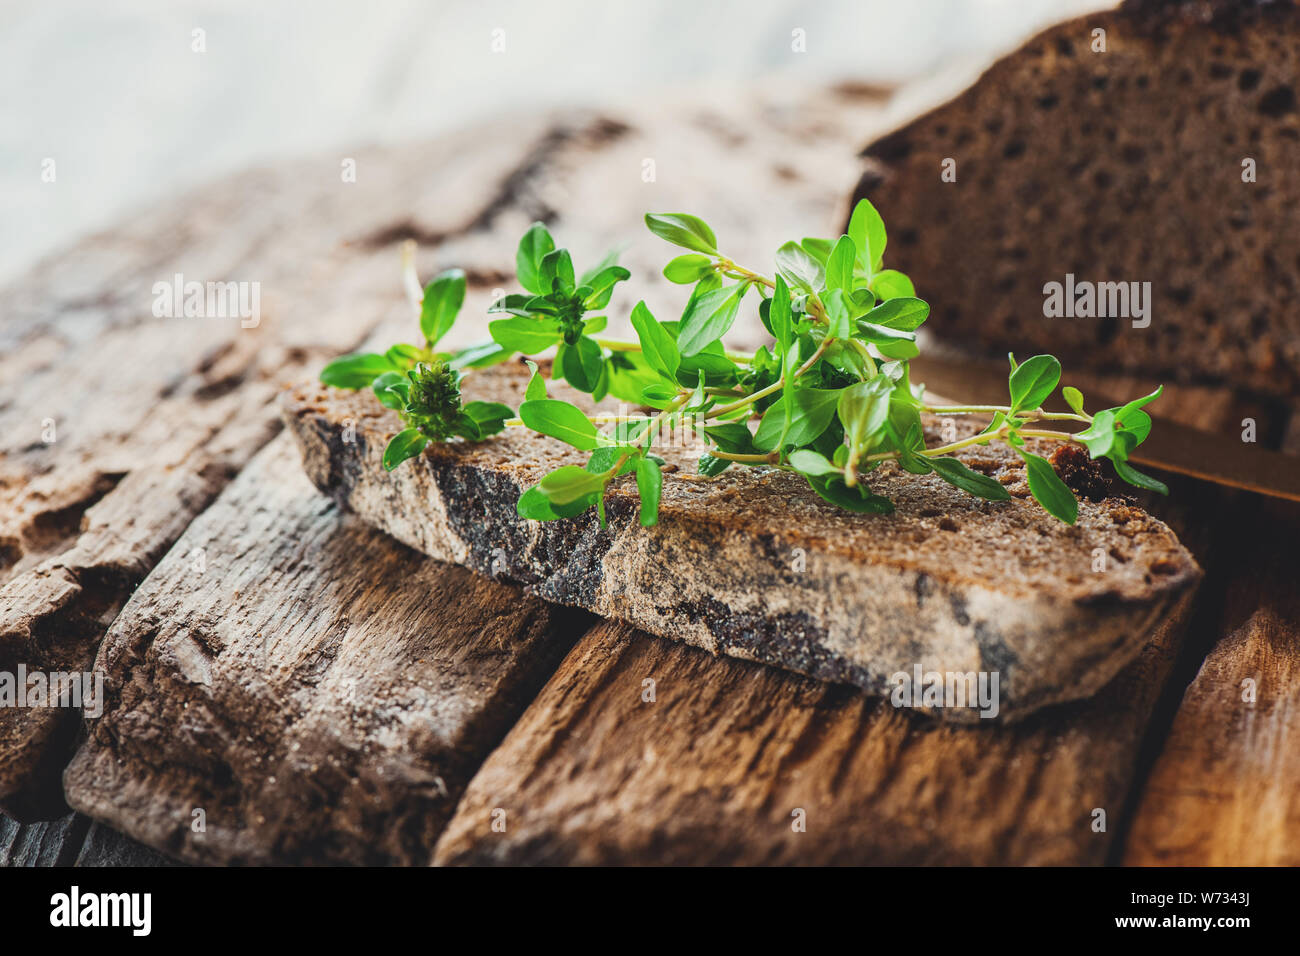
[369,361,513,470]
[487,222,631,398]
[319,202,1169,524]
[319,246,512,470]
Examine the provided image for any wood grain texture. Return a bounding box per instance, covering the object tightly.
[0,81,896,818]
[62,436,582,865]
[0,115,576,816]
[3,67,1287,865]
[433,599,1190,866]
[0,812,175,867]
[1123,498,1300,865]
[0,811,86,867]
[73,821,180,868]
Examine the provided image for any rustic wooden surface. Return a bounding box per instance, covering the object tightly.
[2,79,1298,864]
[0,812,87,867]
[0,114,576,816]
[1122,498,1300,865]
[433,605,1192,866]
[1,811,173,867]
[62,435,583,865]
[0,82,893,818]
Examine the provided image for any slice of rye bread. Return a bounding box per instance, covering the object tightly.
[281,359,1200,721]
[849,0,1300,399]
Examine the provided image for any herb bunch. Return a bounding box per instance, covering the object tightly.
[320,201,1168,527]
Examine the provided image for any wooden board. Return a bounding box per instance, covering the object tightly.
[1122,497,1300,865]
[4,75,1298,864]
[430,468,1288,867]
[0,812,86,867]
[61,435,583,865]
[432,598,1195,866]
[0,82,896,819]
[0,811,172,867]
[0,114,581,816]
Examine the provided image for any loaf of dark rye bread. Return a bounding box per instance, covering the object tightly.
[850,0,1300,398]
[281,360,1200,721]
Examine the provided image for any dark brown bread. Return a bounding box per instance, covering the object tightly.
[850,0,1300,398]
[282,360,1201,720]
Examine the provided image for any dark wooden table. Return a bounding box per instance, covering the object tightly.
[3,83,1297,865]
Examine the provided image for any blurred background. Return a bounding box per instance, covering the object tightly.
[2,0,1113,286]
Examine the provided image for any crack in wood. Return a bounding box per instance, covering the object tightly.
[356,115,633,251]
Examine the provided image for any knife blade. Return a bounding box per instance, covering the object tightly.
[909,354,1300,503]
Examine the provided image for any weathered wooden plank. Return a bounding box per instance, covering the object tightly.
[0,811,86,867]
[0,116,583,816]
[61,435,584,865]
[1,811,179,867]
[433,599,1191,866]
[0,82,898,817]
[73,822,179,868]
[6,67,1284,860]
[1122,498,1300,865]
[1,811,176,867]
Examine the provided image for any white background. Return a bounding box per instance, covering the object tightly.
[2,0,1112,284]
